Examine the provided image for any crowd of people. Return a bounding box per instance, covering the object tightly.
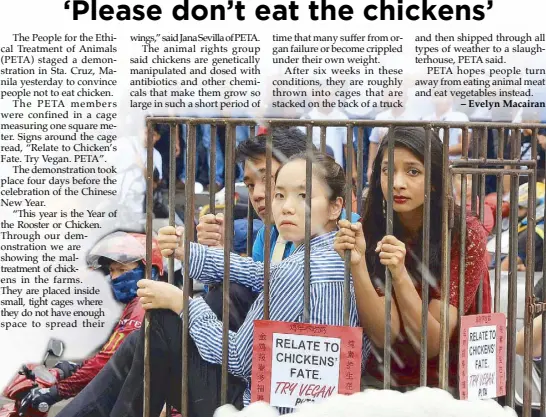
[19,107,546,416]
[149,91,546,195]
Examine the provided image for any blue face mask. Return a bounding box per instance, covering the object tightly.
[110,264,158,303]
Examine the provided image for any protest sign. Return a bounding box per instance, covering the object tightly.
[459,313,507,400]
[251,320,362,408]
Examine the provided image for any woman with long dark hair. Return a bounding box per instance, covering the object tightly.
[334,126,491,389]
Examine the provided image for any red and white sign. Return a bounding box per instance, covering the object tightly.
[251,320,363,408]
[459,313,507,400]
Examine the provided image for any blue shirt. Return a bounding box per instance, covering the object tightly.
[252,225,295,262]
[186,231,371,414]
[252,210,360,262]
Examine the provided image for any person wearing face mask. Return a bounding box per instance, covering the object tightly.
[20,231,164,412]
[54,152,370,417]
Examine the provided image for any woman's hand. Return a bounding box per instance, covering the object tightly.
[158,226,185,260]
[377,235,407,280]
[334,220,366,265]
[137,280,185,314]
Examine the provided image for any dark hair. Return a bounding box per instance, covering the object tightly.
[362,127,461,287]
[236,127,313,164]
[150,123,170,137]
[275,151,347,202]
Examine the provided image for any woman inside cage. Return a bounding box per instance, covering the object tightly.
[334,126,491,390]
[56,151,370,417]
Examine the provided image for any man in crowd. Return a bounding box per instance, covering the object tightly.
[20,232,164,413]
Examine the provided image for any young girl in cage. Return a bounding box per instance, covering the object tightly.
[334,126,491,390]
[56,151,370,417]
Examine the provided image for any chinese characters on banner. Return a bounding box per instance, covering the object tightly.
[459,313,507,400]
[251,320,362,408]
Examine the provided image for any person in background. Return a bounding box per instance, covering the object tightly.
[500,182,546,272]
[233,218,264,256]
[335,127,491,391]
[149,123,178,183]
[501,109,546,191]
[452,174,495,234]
[299,95,356,176]
[367,88,418,183]
[139,123,169,183]
[516,316,543,359]
[20,232,164,413]
[198,123,251,192]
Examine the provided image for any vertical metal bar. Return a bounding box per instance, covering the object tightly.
[523,173,536,417]
[479,126,487,223]
[420,126,432,386]
[542,254,546,417]
[522,130,538,417]
[303,125,313,323]
[143,121,154,417]
[498,127,505,161]
[515,127,522,165]
[530,126,538,174]
[542,128,546,417]
[320,126,326,154]
[246,126,256,257]
[439,124,453,390]
[462,126,469,159]
[263,129,273,320]
[477,126,488,314]
[356,127,364,214]
[168,124,178,283]
[181,122,196,416]
[210,125,217,215]
[494,128,505,313]
[456,168,467,399]
[344,124,354,326]
[506,130,520,408]
[246,206,254,257]
[494,172,503,312]
[221,123,236,405]
[471,128,479,216]
[383,126,394,390]
[165,122,178,417]
[458,170,468,321]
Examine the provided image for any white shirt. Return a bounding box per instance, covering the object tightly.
[369,109,417,144]
[470,108,492,121]
[422,109,469,160]
[111,136,147,224]
[139,147,163,179]
[299,107,348,166]
[511,109,533,165]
